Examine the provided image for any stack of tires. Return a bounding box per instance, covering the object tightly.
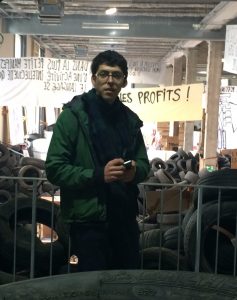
[183,168,237,275]
[139,166,237,276]
[0,143,68,283]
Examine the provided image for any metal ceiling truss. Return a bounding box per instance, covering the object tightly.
[0,0,237,68]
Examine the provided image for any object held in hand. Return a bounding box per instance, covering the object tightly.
[123,160,132,169]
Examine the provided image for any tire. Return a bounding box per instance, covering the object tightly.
[156,212,181,226]
[19,157,45,170]
[17,165,42,190]
[5,155,17,169]
[193,168,237,208]
[177,148,189,160]
[11,166,21,177]
[41,180,59,195]
[0,269,237,299]
[179,170,186,181]
[0,167,14,190]
[150,158,166,172]
[184,171,199,184]
[138,222,159,232]
[194,152,200,162]
[0,144,10,168]
[141,247,189,271]
[176,159,187,172]
[139,228,164,249]
[168,152,182,162]
[154,169,176,185]
[164,160,178,176]
[186,158,198,173]
[187,151,194,159]
[184,201,237,274]
[156,213,181,233]
[0,197,66,275]
[182,205,195,233]
[0,189,12,204]
[0,270,26,285]
[163,226,184,252]
[144,176,160,191]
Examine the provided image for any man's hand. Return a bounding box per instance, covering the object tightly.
[121,160,136,182]
[104,158,124,183]
[104,158,136,183]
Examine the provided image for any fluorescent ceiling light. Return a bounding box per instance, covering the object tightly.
[82,22,129,30]
[89,38,127,45]
[197,71,207,75]
[105,7,117,15]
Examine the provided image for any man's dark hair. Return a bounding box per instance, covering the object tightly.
[91,50,128,79]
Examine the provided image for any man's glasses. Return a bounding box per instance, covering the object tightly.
[96,70,125,82]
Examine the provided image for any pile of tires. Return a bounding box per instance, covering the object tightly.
[0,197,67,277]
[0,143,67,283]
[139,201,237,274]
[138,151,237,275]
[0,143,58,200]
[137,148,200,216]
[183,201,237,275]
[149,148,200,187]
[139,225,188,271]
[183,168,237,275]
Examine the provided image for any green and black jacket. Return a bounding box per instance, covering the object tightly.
[45,89,150,223]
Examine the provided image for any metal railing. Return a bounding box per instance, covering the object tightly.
[0,176,237,284]
[139,181,237,276]
[0,176,59,281]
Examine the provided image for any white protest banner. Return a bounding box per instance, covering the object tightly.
[127,59,160,84]
[0,57,91,107]
[223,25,237,75]
[0,57,203,122]
[119,83,204,122]
[218,86,237,149]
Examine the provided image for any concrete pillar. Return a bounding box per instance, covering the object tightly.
[183,48,198,151]
[163,65,173,87]
[170,56,184,138]
[0,34,15,144]
[172,56,183,85]
[204,41,224,167]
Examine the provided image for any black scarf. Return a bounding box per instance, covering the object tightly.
[82,89,141,221]
[82,88,134,166]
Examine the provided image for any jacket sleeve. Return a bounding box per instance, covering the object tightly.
[45,108,100,190]
[132,130,150,184]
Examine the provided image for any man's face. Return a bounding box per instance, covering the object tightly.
[91,64,127,103]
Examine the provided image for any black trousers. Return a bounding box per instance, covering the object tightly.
[69,219,140,271]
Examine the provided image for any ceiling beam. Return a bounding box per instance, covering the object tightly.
[163,1,237,65]
[3,15,225,40]
[200,1,237,30]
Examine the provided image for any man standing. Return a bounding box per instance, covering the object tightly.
[45,50,150,271]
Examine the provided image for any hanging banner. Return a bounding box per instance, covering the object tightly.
[218,86,237,149]
[120,83,204,121]
[0,57,203,121]
[0,57,91,107]
[223,25,237,74]
[127,59,160,84]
